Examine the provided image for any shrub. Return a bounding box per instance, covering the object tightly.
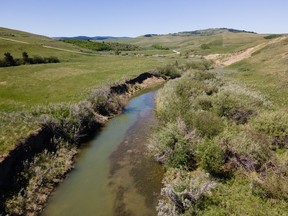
[152,44,169,50]
[158,169,217,215]
[192,94,213,111]
[192,111,224,138]
[251,170,288,201]
[3,52,16,66]
[158,64,181,78]
[252,110,288,147]
[201,44,210,49]
[218,126,272,172]
[149,122,196,169]
[196,139,225,176]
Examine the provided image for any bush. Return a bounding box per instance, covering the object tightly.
[201,44,210,49]
[0,51,60,67]
[252,110,288,147]
[218,126,272,172]
[196,139,225,176]
[158,169,217,215]
[252,170,288,201]
[158,64,181,78]
[192,111,224,138]
[149,122,196,169]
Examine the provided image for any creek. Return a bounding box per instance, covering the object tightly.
[42,89,163,216]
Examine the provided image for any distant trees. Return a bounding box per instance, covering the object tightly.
[152,44,169,50]
[3,52,16,66]
[61,39,141,52]
[0,52,60,67]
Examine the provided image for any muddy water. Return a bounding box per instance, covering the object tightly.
[43,90,163,216]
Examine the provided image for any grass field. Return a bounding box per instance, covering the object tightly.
[108,30,266,55]
[0,27,287,158]
[0,28,172,112]
[0,27,173,155]
[227,36,288,107]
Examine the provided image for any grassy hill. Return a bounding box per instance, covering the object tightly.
[0,27,172,155]
[108,28,266,55]
[0,27,170,112]
[227,36,288,107]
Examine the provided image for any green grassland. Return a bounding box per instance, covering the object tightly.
[227,36,288,107]
[0,28,172,112]
[108,29,266,55]
[0,27,173,155]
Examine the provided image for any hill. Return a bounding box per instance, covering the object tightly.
[55,36,130,40]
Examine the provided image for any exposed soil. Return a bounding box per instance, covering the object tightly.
[205,36,288,66]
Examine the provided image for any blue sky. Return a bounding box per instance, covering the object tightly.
[1,0,287,37]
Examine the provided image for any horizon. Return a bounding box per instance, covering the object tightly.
[1,0,288,37]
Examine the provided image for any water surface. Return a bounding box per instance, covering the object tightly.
[43,90,163,216]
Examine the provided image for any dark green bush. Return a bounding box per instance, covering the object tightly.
[201,44,210,49]
[252,170,288,201]
[193,111,224,138]
[196,139,225,176]
[252,110,288,147]
[158,64,181,78]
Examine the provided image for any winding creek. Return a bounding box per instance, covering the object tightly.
[42,89,164,216]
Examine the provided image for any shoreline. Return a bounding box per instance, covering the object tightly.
[0,71,166,215]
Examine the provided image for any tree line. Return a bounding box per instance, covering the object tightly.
[0,52,60,67]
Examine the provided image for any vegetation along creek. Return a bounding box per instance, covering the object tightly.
[42,89,164,216]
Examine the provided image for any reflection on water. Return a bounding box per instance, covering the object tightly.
[42,90,163,216]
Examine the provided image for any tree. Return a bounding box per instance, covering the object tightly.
[4,52,16,66]
[22,51,31,64]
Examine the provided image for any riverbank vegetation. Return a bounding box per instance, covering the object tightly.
[0,52,60,67]
[2,71,168,214]
[150,60,288,215]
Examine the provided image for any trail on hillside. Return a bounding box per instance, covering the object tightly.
[42,45,97,55]
[0,37,29,44]
[0,37,95,55]
[205,36,287,66]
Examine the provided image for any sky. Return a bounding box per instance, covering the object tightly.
[1,0,287,37]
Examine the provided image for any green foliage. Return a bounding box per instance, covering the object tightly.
[4,52,16,66]
[252,170,288,201]
[252,110,288,147]
[0,51,60,67]
[61,39,141,51]
[192,111,224,138]
[158,169,217,215]
[196,139,224,175]
[199,177,288,215]
[157,64,181,78]
[264,34,283,39]
[200,44,210,49]
[5,141,77,215]
[149,122,196,169]
[151,44,169,50]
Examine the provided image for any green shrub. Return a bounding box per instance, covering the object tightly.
[252,110,288,147]
[211,91,242,117]
[158,64,181,78]
[193,95,213,111]
[217,126,272,172]
[193,111,224,138]
[158,169,217,215]
[152,44,169,50]
[185,60,213,70]
[201,44,210,49]
[149,122,196,169]
[252,170,288,201]
[196,139,225,176]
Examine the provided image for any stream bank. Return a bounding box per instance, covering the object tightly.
[0,72,166,215]
[43,89,164,216]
